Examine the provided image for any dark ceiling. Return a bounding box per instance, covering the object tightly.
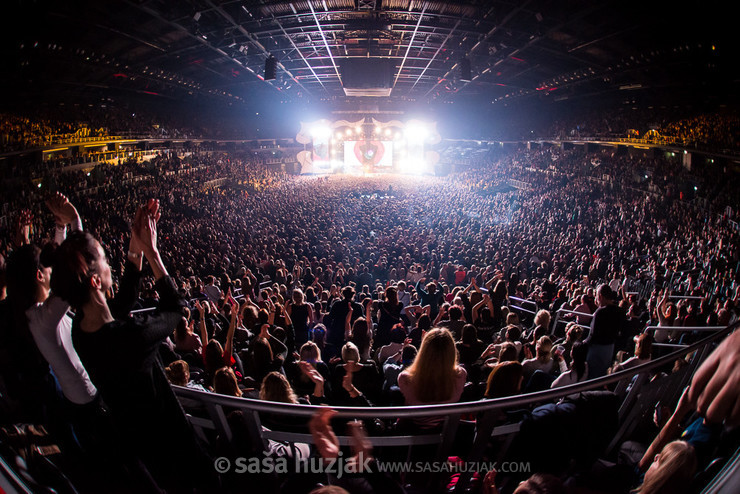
[3,0,737,114]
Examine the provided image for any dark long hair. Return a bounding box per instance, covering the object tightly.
[571,342,588,381]
[6,244,43,313]
[50,231,101,310]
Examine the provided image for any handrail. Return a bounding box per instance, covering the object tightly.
[509,304,537,315]
[645,325,727,333]
[172,321,735,419]
[509,296,537,307]
[652,343,689,349]
[555,307,594,319]
[129,307,157,314]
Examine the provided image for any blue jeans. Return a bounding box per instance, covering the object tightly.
[587,343,615,379]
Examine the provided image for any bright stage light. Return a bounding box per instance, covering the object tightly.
[345,129,352,136]
[398,158,427,175]
[310,125,331,139]
[405,123,428,141]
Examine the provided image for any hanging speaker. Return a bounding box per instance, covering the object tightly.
[460,58,472,82]
[264,55,277,81]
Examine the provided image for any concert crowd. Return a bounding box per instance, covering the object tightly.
[1,142,739,494]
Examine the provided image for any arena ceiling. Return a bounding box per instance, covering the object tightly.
[4,0,736,110]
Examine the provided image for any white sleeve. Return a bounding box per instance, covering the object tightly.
[54,225,67,245]
[71,215,83,232]
[558,358,568,374]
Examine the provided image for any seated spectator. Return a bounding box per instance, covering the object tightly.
[484,361,523,399]
[165,360,206,391]
[398,328,467,428]
[287,341,332,400]
[611,333,653,373]
[522,336,565,383]
[376,324,407,364]
[330,342,379,406]
[553,322,583,366]
[214,367,243,397]
[551,342,588,388]
[437,304,466,340]
[456,324,486,370]
[635,440,697,494]
[382,344,417,397]
[527,309,551,341]
[172,315,203,356]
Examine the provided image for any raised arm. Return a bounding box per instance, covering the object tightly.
[657,289,670,325]
[472,295,487,323]
[638,386,693,471]
[415,279,428,297]
[345,301,353,338]
[433,304,449,326]
[365,301,373,334]
[46,191,82,245]
[195,300,209,345]
[223,300,238,362]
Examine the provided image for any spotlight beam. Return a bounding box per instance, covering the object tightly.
[410,18,461,93]
[308,1,342,88]
[269,13,329,97]
[392,5,427,93]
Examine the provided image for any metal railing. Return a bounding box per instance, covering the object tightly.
[173,321,735,492]
[508,296,539,319]
[550,307,593,336]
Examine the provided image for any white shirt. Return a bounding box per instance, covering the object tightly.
[612,356,650,373]
[204,284,222,302]
[551,365,589,389]
[397,290,411,308]
[522,357,568,382]
[376,342,403,364]
[26,297,97,405]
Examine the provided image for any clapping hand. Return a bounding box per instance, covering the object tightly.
[134,199,160,255]
[194,299,206,317]
[299,361,324,385]
[309,408,339,461]
[46,192,79,227]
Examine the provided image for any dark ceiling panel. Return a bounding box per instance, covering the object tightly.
[2,0,734,110]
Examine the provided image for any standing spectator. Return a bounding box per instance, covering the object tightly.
[586,284,627,379]
[50,200,214,492]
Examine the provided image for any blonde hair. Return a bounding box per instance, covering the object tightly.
[300,341,322,362]
[259,371,298,404]
[535,336,553,360]
[534,309,551,329]
[341,341,360,363]
[635,440,697,494]
[404,328,459,403]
